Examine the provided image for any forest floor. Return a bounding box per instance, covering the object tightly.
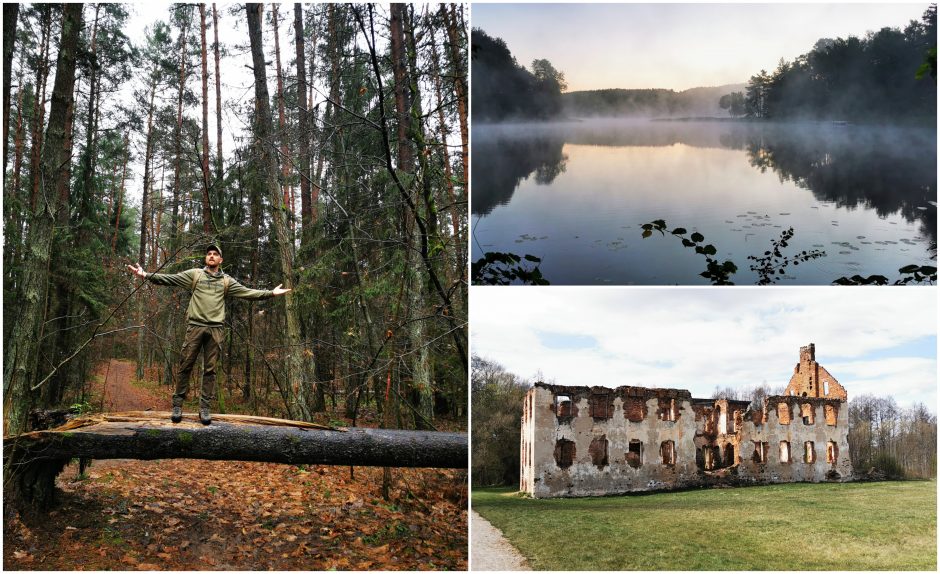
[4,360,468,570]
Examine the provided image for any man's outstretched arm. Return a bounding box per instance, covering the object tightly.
[226,279,292,300]
[125,263,195,288]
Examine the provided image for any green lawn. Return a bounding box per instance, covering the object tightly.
[473,481,936,570]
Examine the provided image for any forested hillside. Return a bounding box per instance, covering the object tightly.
[562,84,746,118]
[471,28,566,122]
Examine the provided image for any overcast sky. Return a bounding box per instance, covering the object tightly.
[472,3,932,91]
[471,287,937,410]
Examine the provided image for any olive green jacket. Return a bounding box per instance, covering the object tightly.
[145,268,273,326]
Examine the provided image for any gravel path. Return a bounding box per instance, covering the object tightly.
[471,510,531,571]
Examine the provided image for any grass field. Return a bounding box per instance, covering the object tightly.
[473,481,936,570]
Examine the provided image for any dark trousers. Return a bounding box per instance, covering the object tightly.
[173,325,224,410]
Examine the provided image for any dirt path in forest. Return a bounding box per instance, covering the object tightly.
[94,359,170,412]
[470,510,531,571]
[4,361,468,571]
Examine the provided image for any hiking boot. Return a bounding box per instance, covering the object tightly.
[171,405,183,423]
[199,408,211,425]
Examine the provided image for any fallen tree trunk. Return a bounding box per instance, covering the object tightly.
[4,411,467,509]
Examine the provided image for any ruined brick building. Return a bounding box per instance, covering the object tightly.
[519,344,853,497]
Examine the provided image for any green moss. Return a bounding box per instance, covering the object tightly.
[177,431,193,445]
[145,429,161,438]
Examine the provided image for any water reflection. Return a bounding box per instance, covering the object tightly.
[473,121,937,247]
[471,120,936,284]
[472,129,568,216]
[740,125,937,247]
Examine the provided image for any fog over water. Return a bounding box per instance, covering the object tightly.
[471,119,936,285]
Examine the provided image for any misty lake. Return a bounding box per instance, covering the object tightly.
[471,120,937,285]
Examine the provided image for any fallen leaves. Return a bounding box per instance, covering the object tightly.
[4,460,467,570]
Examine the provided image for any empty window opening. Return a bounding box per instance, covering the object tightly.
[779,441,791,463]
[724,444,736,466]
[659,398,678,422]
[555,395,573,418]
[624,397,648,422]
[752,441,769,463]
[777,402,791,425]
[801,403,815,425]
[718,406,728,434]
[554,438,576,469]
[704,445,722,470]
[589,435,609,469]
[752,408,764,425]
[661,440,676,466]
[827,441,838,464]
[824,403,838,426]
[626,440,643,468]
[590,392,612,421]
[804,441,816,463]
[823,381,829,395]
[730,410,738,432]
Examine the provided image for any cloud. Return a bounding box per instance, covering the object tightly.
[471,287,936,409]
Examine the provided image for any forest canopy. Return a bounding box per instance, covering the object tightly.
[728,4,937,120]
[470,28,566,122]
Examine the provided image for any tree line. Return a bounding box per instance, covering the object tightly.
[470,28,566,122]
[473,358,936,486]
[564,85,745,118]
[721,4,937,121]
[3,3,468,441]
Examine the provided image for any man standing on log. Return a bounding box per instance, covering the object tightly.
[126,244,290,425]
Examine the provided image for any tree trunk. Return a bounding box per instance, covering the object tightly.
[389,4,413,172]
[8,412,467,467]
[2,4,83,436]
[441,4,468,195]
[111,134,129,258]
[294,3,312,238]
[136,75,157,381]
[429,22,464,279]
[4,75,26,291]
[6,412,466,510]
[27,7,53,212]
[271,4,293,233]
[171,9,188,245]
[199,3,213,234]
[246,3,311,421]
[403,6,435,428]
[212,3,223,184]
[3,2,19,173]
[80,5,102,217]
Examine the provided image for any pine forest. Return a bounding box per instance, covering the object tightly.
[3,3,468,570]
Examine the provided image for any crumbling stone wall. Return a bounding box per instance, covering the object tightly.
[784,343,847,400]
[520,344,853,498]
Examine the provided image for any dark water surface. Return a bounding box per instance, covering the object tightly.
[471,120,937,285]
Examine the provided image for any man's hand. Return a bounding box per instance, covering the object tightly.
[272,284,292,296]
[126,263,147,279]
